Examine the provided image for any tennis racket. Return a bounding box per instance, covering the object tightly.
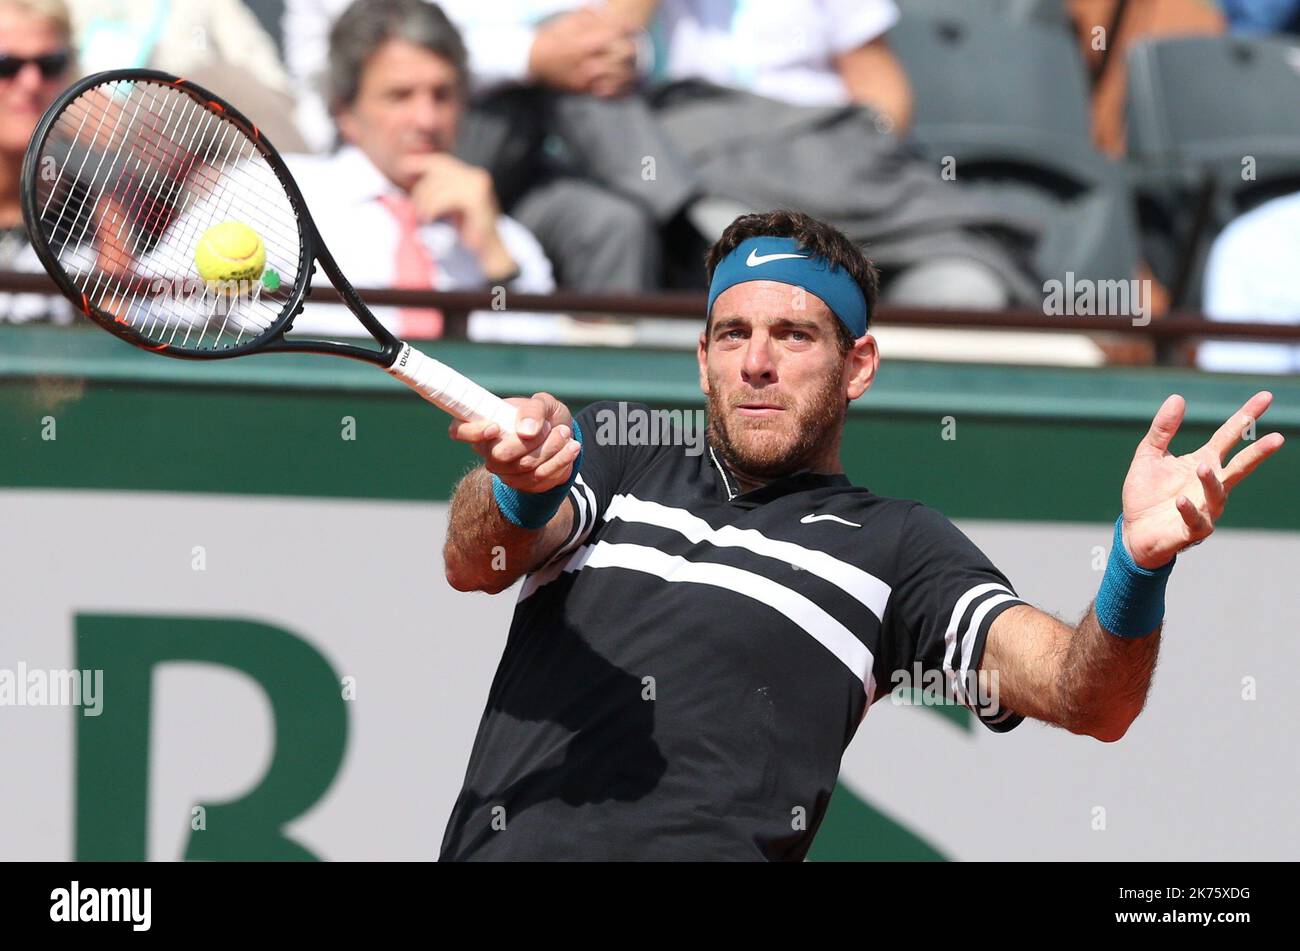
[19,67,518,433]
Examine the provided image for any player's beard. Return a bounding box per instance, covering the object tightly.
[705,361,846,481]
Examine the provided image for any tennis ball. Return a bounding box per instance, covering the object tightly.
[195,221,266,288]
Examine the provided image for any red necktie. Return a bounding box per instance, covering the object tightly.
[376,192,443,339]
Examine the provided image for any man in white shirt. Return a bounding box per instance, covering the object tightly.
[628,0,1039,308]
[290,0,644,143]
[1197,191,1300,374]
[285,0,556,339]
[656,0,912,129]
[286,0,704,292]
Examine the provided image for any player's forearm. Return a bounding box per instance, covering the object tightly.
[987,602,1161,741]
[443,465,567,594]
[1056,605,1161,742]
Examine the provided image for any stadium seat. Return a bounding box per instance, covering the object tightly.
[1124,35,1300,308]
[895,0,1070,26]
[891,12,1092,159]
[889,10,1139,285]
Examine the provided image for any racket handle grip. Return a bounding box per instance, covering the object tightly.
[386,342,518,433]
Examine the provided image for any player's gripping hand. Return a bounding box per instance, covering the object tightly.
[448,392,582,495]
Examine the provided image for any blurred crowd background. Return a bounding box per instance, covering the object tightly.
[2,0,1300,371]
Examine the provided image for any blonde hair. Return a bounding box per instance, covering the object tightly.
[0,0,73,41]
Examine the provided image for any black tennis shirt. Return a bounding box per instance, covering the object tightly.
[440,402,1027,861]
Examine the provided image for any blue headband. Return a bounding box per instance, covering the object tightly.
[706,236,869,337]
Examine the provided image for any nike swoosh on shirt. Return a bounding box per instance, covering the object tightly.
[800,514,862,528]
[746,249,810,267]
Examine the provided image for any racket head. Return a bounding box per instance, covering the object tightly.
[21,69,316,359]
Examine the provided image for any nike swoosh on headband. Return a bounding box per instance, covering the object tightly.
[746,249,810,267]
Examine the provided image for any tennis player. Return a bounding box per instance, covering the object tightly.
[439,209,1284,861]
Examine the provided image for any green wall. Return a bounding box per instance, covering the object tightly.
[5,325,1297,529]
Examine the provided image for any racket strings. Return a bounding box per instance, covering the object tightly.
[30,78,305,352]
[47,86,270,281]
[55,84,298,321]
[39,85,264,340]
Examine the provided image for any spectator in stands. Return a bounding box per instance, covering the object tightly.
[1197,192,1300,373]
[1068,0,1226,159]
[66,0,308,151]
[1172,3,1300,373]
[1063,1,1228,327]
[0,0,74,324]
[653,0,913,131]
[1219,0,1300,36]
[281,0,556,341]
[285,0,707,293]
[639,0,1042,308]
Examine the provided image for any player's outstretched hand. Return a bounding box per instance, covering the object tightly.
[448,392,582,495]
[1121,391,1285,568]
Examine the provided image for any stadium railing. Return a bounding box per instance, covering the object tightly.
[2,270,1299,355]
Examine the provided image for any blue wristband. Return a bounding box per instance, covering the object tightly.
[491,419,584,530]
[1095,515,1175,638]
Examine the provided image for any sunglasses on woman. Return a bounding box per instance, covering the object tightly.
[0,50,71,80]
